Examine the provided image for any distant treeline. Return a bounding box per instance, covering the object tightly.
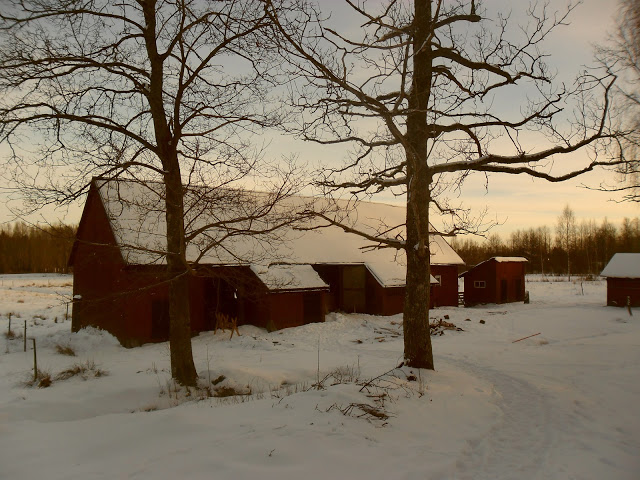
[3,214,640,276]
[0,222,77,274]
[451,216,640,275]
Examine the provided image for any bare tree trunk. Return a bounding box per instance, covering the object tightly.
[403,0,434,370]
[143,1,196,386]
[165,169,197,386]
[404,186,434,369]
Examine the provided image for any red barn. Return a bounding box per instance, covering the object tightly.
[460,257,527,306]
[601,253,640,307]
[69,178,463,346]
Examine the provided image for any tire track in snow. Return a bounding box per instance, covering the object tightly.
[442,358,556,480]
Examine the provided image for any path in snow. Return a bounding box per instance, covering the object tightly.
[443,358,556,480]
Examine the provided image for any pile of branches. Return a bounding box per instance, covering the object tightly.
[325,394,390,423]
[318,367,427,426]
[429,318,464,336]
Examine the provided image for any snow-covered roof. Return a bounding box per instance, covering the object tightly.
[600,253,640,278]
[365,262,438,287]
[459,256,528,277]
[90,179,464,287]
[250,265,329,292]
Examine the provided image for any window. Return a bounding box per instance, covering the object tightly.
[434,274,442,286]
[474,280,486,289]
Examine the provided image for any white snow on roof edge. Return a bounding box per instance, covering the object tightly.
[601,253,640,278]
[365,262,438,288]
[250,264,329,292]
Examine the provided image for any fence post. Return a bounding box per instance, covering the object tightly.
[23,321,26,352]
[32,338,37,380]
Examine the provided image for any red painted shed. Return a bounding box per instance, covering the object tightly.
[460,257,527,306]
[601,253,640,307]
[69,178,464,346]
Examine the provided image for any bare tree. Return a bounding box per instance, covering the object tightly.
[597,0,640,199]
[537,226,552,275]
[266,0,623,368]
[556,205,577,279]
[0,0,295,385]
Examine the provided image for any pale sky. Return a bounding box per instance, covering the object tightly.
[292,0,639,236]
[1,0,637,236]
[276,0,639,235]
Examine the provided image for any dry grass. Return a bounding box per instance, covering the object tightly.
[55,343,76,356]
[213,384,252,398]
[4,328,23,340]
[23,369,53,388]
[55,360,108,381]
[23,361,107,388]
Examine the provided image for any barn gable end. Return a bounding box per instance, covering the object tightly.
[69,182,128,338]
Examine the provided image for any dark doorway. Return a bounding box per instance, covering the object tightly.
[204,276,240,328]
[303,293,323,324]
[151,299,170,339]
[342,265,366,312]
[312,265,339,312]
[500,279,508,303]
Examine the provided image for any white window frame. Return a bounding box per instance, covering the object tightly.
[434,274,442,286]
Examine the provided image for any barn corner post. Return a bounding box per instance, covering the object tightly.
[402,0,435,370]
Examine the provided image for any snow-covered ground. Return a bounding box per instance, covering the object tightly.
[0,274,638,479]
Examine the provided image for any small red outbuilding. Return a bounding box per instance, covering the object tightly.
[600,253,640,307]
[460,257,527,306]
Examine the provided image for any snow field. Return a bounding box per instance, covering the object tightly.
[0,274,638,479]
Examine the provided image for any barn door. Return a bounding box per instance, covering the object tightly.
[303,293,323,324]
[500,279,508,303]
[341,265,366,312]
[151,299,170,339]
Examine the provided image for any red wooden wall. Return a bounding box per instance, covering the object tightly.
[462,260,526,306]
[606,278,640,307]
[430,264,460,307]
